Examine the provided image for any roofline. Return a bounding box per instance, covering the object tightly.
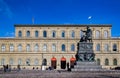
[14,24,112,27]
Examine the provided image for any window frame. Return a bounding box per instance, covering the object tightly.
[61,31,65,38]
[113,44,117,51]
[96,43,100,51]
[113,59,117,65]
[52,31,56,38]
[71,30,75,38]
[1,44,6,52]
[18,44,22,52]
[104,30,108,38]
[52,44,56,52]
[26,31,30,37]
[61,44,65,52]
[43,30,47,38]
[43,44,47,52]
[18,31,22,37]
[95,30,100,39]
[105,58,109,65]
[10,44,14,52]
[35,30,39,38]
[71,44,75,51]
[34,44,39,52]
[26,44,30,52]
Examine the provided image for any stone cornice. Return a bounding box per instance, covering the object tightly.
[14,24,112,27]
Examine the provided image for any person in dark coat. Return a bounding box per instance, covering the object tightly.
[67,62,69,71]
[17,64,21,72]
[3,65,6,72]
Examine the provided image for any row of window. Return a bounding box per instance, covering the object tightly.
[0,58,118,66]
[97,58,118,66]
[0,58,39,65]
[0,43,117,52]
[18,30,109,38]
[96,44,117,51]
[0,44,75,52]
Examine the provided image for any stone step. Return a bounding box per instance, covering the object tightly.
[72,68,103,71]
[76,62,97,65]
[74,66,102,69]
[74,65,102,68]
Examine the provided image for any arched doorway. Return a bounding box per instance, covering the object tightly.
[51,57,57,69]
[70,56,76,68]
[61,56,66,69]
[42,58,47,66]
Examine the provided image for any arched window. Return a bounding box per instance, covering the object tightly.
[26,59,30,66]
[97,58,100,65]
[26,31,30,37]
[71,44,75,51]
[104,44,109,51]
[18,58,22,65]
[80,30,83,38]
[34,59,39,65]
[71,30,75,38]
[105,58,109,65]
[9,58,13,65]
[61,44,65,52]
[43,30,47,37]
[18,31,22,37]
[96,44,100,51]
[52,44,56,52]
[113,44,117,51]
[10,44,14,52]
[61,31,65,38]
[43,44,47,52]
[52,31,56,38]
[1,58,5,65]
[104,30,108,38]
[42,58,47,66]
[113,59,117,65]
[1,44,5,52]
[18,44,22,52]
[34,44,39,52]
[96,30,100,39]
[26,44,30,52]
[35,31,39,37]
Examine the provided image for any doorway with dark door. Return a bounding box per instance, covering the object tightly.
[61,57,66,69]
[51,56,57,69]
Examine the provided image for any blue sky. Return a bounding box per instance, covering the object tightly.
[0,0,120,37]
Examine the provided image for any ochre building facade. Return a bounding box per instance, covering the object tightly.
[0,24,119,69]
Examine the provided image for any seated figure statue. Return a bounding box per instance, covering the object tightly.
[80,26,92,42]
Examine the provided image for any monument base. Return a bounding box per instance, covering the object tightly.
[72,61,102,71]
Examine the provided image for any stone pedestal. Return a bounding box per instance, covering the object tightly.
[76,42,95,62]
[72,61,102,71]
[72,42,102,71]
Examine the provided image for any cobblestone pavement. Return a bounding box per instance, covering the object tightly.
[0,70,120,78]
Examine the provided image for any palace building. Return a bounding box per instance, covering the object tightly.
[0,24,119,69]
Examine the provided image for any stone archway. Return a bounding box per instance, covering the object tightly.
[51,56,57,69]
[70,56,76,68]
[61,56,66,69]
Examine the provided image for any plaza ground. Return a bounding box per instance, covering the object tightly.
[0,69,120,78]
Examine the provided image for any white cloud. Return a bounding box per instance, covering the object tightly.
[5,32,15,37]
[0,0,13,18]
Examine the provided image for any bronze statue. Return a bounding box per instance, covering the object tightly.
[80,26,92,42]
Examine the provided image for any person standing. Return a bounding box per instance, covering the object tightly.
[67,62,69,71]
[17,64,21,72]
